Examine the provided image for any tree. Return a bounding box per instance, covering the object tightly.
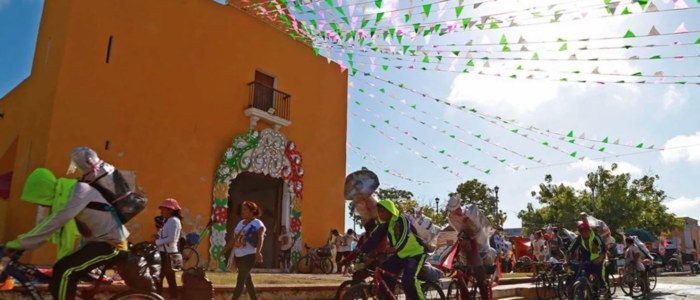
[421,206,449,228]
[449,179,507,228]
[347,187,449,229]
[519,163,684,236]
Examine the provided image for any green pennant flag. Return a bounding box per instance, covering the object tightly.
[439,150,446,154]
[389,28,396,38]
[649,55,661,59]
[528,156,535,160]
[336,6,346,16]
[624,29,636,38]
[435,55,443,62]
[567,130,574,137]
[637,0,649,9]
[382,65,389,71]
[351,68,358,76]
[455,5,464,18]
[568,139,575,143]
[602,137,609,143]
[517,65,524,70]
[502,45,511,52]
[511,129,519,133]
[341,16,350,25]
[313,47,320,56]
[559,43,568,51]
[452,51,461,56]
[379,88,385,93]
[500,34,508,45]
[354,101,360,105]
[375,12,384,25]
[442,166,449,170]
[598,147,606,152]
[422,56,430,63]
[403,45,410,54]
[462,161,469,165]
[475,134,482,138]
[347,53,353,60]
[370,124,376,128]
[375,0,382,8]
[411,104,417,109]
[499,159,506,163]
[476,24,485,30]
[358,88,365,93]
[532,52,540,60]
[462,18,471,29]
[696,37,700,44]
[423,4,432,17]
[389,105,395,110]
[484,169,491,174]
[490,21,499,29]
[310,19,318,29]
[570,151,577,157]
[384,120,389,124]
[413,23,421,33]
[279,14,292,26]
[636,143,644,148]
[361,19,370,28]
[433,24,441,34]
[370,27,377,37]
[621,7,631,15]
[543,141,550,146]
[329,22,339,32]
[632,72,642,76]
[450,135,456,138]
[467,60,475,67]
[469,108,477,112]
[384,169,390,173]
[510,74,517,78]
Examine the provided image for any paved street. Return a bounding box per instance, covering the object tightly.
[611,276,700,300]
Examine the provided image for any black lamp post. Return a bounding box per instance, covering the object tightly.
[435,197,440,213]
[494,186,500,205]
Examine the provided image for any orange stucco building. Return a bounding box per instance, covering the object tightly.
[0,0,347,269]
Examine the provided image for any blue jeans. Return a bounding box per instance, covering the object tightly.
[380,253,426,300]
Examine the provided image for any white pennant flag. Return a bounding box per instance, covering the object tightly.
[483,61,491,68]
[648,25,660,36]
[653,71,664,77]
[569,54,578,60]
[592,67,600,74]
[613,139,620,144]
[675,22,688,34]
[646,2,659,12]
[674,0,688,9]
[521,45,529,51]
[518,36,527,43]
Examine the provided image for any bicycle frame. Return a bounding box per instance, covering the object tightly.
[370,266,404,300]
[0,253,51,300]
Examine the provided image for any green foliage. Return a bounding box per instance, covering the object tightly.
[518,163,684,236]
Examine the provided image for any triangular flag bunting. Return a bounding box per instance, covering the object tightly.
[621,7,631,14]
[646,2,658,12]
[636,143,644,148]
[624,29,636,38]
[567,130,574,137]
[423,4,432,17]
[598,147,606,152]
[648,25,660,36]
[602,137,609,143]
[455,5,464,18]
[570,151,577,157]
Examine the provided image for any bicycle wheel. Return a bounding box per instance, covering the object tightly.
[554,275,567,300]
[421,281,446,300]
[606,271,616,296]
[620,273,645,298]
[321,257,334,274]
[296,256,313,273]
[571,281,588,300]
[535,274,548,300]
[446,279,460,300]
[181,247,200,270]
[342,282,375,300]
[109,291,164,300]
[335,280,358,300]
[648,270,657,291]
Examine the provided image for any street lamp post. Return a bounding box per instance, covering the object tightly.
[435,197,440,213]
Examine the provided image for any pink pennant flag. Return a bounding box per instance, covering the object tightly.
[351,17,359,30]
[675,56,685,61]
[370,57,376,72]
[408,65,415,69]
[318,20,327,31]
[389,46,396,53]
[438,2,447,18]
[318,9,325,19]
[349,4,355,16]
[337,0,342,6]
[674,0,688,9]
[674,22,688,33]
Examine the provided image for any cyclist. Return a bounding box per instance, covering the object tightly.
[3,168,127,300]
[354,199,427,300]
[624,236,649,293]
[568,222,609,299]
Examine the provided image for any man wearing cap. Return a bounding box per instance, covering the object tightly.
[355,199,427,300]
[568,222,609,297]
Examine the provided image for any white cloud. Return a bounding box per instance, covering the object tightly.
[447,74,562,113]
[662,86,686,111]
[529,176,588,195]
[569,158,642,175]
[661,132,700,164]
[665,197,700,219]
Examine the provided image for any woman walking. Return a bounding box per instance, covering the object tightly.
[224,201,266,300]
[155,198,183,300]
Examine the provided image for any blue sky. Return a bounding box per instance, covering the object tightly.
[1,0,698,233]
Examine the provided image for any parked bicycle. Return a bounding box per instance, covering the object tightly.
[0,245,163,300]
[571,262,611,300]
[179,221,212,270]
[296,244,334,274]
[534,261,567,300]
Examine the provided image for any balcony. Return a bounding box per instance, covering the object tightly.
[244,81,292,129]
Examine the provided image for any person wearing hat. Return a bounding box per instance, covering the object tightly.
[154,198,183,300]
[354,199,427,300]
[568,222,609,298]
[2,168,127,300]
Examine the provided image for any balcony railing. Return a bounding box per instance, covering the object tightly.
[248,81,291,121]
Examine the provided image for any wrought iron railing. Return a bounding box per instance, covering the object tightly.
[247,81,291,121]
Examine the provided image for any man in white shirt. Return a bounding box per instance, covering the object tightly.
[336,229,358,275]
[625,236,649,293]
[278,225,293,272]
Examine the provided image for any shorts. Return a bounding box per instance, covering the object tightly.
[336,251,351,264]
[281,249,291,260]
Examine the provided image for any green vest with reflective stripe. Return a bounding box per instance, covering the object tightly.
[388,215,425,258]
[581,233,602,261]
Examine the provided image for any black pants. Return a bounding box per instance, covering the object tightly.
[157,252,178,298]
[232,254,257,300]
[50,242,121,300]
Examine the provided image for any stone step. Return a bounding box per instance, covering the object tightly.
[497,297,525,300]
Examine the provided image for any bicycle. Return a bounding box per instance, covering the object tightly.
[0,245,163,300]
[571,262,610,300]
[620,266,649,299]
[534,261,567,300]
[341,262,445,300]
[296,244,334,274]
[334,251,385,300]
[179,221,212,270]
[438,232,494,300]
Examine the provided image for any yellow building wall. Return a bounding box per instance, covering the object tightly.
[1,0,347,265]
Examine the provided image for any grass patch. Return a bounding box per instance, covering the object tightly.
[500,272,533,279]
[165,272,346,286]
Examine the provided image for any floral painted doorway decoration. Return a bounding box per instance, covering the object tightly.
[209,128,304,270]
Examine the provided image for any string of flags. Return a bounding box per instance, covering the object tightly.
[346,142,431,184]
